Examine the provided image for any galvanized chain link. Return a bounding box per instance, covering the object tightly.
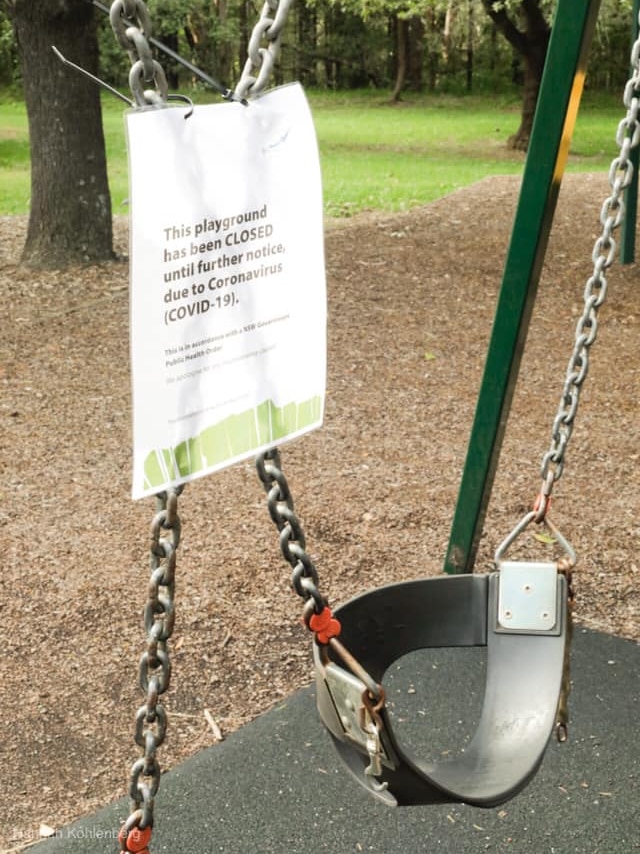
[109,0,292,105]
[256,448,327,620]
[109,0,293,842]
[110,0,168,107]
[256,450,384,702]
[106,6,185,851]
[536,15,640,516]
[118,487,181,853]
[235,0,294,101]
[523,16,640,742]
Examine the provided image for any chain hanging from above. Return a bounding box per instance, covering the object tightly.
[535,12,640,520]
[106,4,176,851]
[118,487,182,854]
[86,0,238,100]
[103,0,294,106]
[235,0,294,101]
[256,450,382,700]
[498,9,640,744]
[256,449,335,628]
[105,0,295,848]
[110,0,168,106]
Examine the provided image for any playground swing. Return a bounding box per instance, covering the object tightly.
[253,4,640,810]
[257,449,574,808]
[75,0,639,849]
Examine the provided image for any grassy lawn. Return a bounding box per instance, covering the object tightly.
[0,89,626,218]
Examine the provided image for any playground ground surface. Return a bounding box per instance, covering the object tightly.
[1,173,639,849]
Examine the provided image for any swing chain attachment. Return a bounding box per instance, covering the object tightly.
[495,509,576,741]
[109,0,169,107]
[499,10,640,750]
[555,565,575,745]
[536,14,640,515]
[361,690,389,791]
[235,0,293,101]
[119,487,182,854]
[256,448,330,622]
[256,449,384,696]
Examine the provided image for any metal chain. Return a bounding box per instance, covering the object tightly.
[110,0,168,107]
[109,0,292,105]
[256,449,385,700]
[107,4,180,851]
[235,0,294,101]
[109,0,293,845]
[118,487,181,854]
[255,448,391,700]
[256,448,327,618]
[513,13,640,743]
[536,15,640,516]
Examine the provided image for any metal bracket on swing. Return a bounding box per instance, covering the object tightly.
[493,511,575,635]
[313,523,572,807]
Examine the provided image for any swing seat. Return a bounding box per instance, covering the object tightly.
[313,570,568,807]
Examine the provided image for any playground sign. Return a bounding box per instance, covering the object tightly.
[126,84,326,499]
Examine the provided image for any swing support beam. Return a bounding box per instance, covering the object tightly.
[443,0,602,575]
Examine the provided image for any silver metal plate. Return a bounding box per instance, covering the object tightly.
[323,662,392,763]
[496,561,559,633]
[324,663,369,748]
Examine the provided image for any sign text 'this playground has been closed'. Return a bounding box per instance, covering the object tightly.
[126,84,326,499]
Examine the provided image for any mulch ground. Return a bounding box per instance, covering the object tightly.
[1,173,638,848]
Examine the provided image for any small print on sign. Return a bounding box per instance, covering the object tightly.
[126,83,326,499]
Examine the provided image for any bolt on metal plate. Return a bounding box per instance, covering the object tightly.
[324,663,388,757]
[496,561,560,633]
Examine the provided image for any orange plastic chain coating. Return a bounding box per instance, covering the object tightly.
[119,825,152,853]
[309,606,341,644]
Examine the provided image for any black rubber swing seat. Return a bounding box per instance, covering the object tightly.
[313,570,568,808]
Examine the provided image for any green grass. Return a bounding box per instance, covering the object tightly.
[0,103,30,214]
[308,91,524,215]
[0,89,626,218]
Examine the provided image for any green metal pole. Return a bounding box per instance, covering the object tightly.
[443,0,602,575]
[621,0,640,265]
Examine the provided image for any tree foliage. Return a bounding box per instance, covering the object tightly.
[0,0,635,266]
[0,0,636,99]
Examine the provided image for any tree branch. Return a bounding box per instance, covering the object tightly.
[522,0,551,40]
[480,0,528,56]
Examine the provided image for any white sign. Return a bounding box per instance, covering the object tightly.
[126,84,326,499]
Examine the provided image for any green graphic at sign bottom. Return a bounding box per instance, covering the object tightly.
[142,395,322,491]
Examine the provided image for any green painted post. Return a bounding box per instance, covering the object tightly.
[621,0,640,265]
[443,0,602,575]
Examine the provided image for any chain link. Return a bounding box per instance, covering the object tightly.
[118,487,181,852]
[109,0,292,105]
[110,0,168,106]
[537,14,640,511]
[256,448,328,617]
[235,0,294,101]
[109,0,294,845]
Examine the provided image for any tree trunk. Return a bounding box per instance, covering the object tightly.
[466,0,474,93]
[10,0,113,268]
[481,0,550,151]
[443,1,456,65]
[407,17,425,91]
[508,48,546,150]
[425,7,443,91]
[160,32,180,89]
[391,16,409,102]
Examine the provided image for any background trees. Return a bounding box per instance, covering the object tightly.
[0,0,635,267]
[2,0,633,101]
